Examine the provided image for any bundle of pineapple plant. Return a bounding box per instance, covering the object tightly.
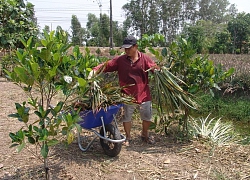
[151,66,197,115]
[74,71,134,113]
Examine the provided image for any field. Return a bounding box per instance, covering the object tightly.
[0,52,250,179]
[0,76,250,180]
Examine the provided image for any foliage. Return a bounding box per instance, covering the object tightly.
[138,34,234,95]
[197,0,230,23]
[182,20,232,54]
[151,67,197,115]
[4,30,96,179]
[209,30,232,54]
[192,92,250,123]
[227,12,250,54]
[122,0,232,43]
[109,48,117,56]
[0,0,38,50]
[137,33,234,135]
[1,51,16,75]
[190,114,234,146]
[85,13,126,47]
[122,0,160,38]
[71,15,87,46]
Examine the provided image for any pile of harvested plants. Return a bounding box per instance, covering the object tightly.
[150,66,197,115]
[73,72,134,113]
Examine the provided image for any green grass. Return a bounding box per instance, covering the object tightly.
[192,92,250,123]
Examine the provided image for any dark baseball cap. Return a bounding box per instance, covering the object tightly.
[121,36,137,48]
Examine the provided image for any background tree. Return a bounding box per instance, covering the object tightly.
[210,30,232,53]
[44,25,50,34]
[121,0,239,45]
[198,0,230,23]
[122,0,151,38]
[71,15,86,46]
[112,21,126,47]
[99,14,111,47]
[227,13,250,54]
[0,0,38,50]
[86,13,101,46]
[182,20,231,53]
[85,13,125,47]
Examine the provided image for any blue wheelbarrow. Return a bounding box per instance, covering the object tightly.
[77,104,125,157]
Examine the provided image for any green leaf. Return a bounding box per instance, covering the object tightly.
[34,111,42,118]
[48,66,57,77]
[30,62,40,79]
[47,139,60,146]
[27,36,33,49]
[9,143,19,148]
[8,113,20,119]
[54,101,63,113]
[17,142,25,153]
[14,67,34,86]
[14,67,28,82]
[41,143,49,158]
[28,137,36,144]
[20,38,27,48]
[77,78,87,87]
[75,123,82,133]
[9,132,19,142]
[41,39,47,47]
[16,50,24,61]
[62,127,68,135]
[33,126,39,132]
[161,48,168,57]
[40,49,51,61]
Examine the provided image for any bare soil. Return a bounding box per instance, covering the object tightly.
[0,78,250,180]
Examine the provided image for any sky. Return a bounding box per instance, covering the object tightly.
[28,0,250,31]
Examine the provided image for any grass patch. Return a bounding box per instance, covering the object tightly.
[193,92,250,123]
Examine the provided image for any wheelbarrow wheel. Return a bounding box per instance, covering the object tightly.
[100,124,122,157]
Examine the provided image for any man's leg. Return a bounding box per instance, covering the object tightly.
[123,121,132,140]
[142,120,151,138]
[140,101,155,144]
[121,104,135,145]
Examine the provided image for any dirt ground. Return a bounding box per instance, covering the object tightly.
[0,77,250,180]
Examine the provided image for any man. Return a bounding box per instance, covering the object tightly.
[90,36,157,146]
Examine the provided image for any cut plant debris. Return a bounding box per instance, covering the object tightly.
[150,66,198,116]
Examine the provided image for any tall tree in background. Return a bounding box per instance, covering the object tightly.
[86,13,101,46]
[123,0,150,38]
[198,0,230,23]
[179,0,197,27]
[44,25,50,33]
[85,13,125,47]
[227,13,250,53]
[99,14,111,47]
[112,21,126,47]
[122,0,161,38]
[159,0,182,43]
[182,20,229,53]
[71,15,86,46]
[0,0,38,50]
[148,0,160,35]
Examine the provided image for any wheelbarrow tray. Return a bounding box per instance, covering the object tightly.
[78,104,123,129]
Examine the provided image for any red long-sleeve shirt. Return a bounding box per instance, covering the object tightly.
[93,52,157,104]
